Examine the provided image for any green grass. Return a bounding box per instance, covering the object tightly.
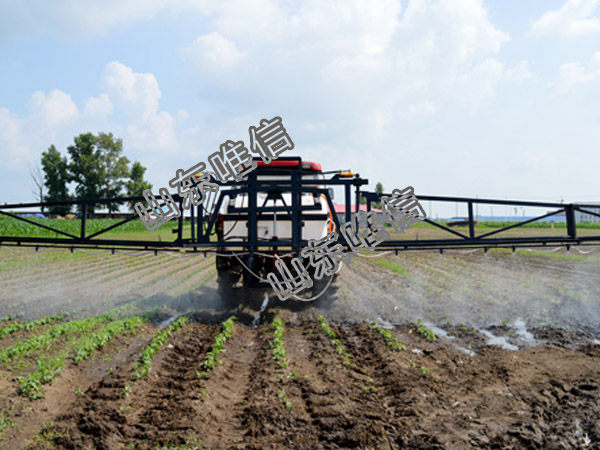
[376,259,408,276]
[491,247,600,263]
[392,220,600,230]
[480,221,600,229]
[0,216,187,240]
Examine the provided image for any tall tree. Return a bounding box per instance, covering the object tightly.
[41,145,71,215]
[95,132,130,213]
[374,182,384,209]
[125,161,153,211]
[126,161,153,196]
[67,133,104,213]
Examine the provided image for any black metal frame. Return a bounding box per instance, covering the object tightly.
[1,156,600,253]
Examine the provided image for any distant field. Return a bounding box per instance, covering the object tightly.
[2,216,599,255]
[0,216,183,240]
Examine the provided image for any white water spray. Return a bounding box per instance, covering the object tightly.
[480,329,519,351]
[513,317,535,343]
[252,295,270,327]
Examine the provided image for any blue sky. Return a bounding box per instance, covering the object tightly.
[0,0,599,218]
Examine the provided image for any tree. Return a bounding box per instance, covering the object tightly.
[41,145,71,215]
[29,163,45,213]
[374,182,384,209]
[95,132,130,213]
[126,162,153,196]
[125,161,153,211]
[67,133,105,213]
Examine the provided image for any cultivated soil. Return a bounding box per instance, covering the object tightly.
[0,246,599,449]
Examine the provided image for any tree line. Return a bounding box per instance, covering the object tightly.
[40,132,152,215]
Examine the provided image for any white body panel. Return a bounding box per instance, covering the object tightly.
[223,191,330,243]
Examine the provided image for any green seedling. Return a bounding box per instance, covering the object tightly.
[121,383,132,398]
[197,316,236,377]
[0,313,67,340]
[368,320,406,351]
[415,319,436,341]
[136,317,189,379]
[270,317,288,369]
[0,408,13,435]
[317,315,353,362]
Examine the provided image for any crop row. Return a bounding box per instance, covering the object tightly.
[369,321,407,351]
[317,315,353,364]
[134,317,189,379]
[0,313,67,340]
[0,217,154,238]
[18,316,145,399]
[197,316,236,378]
[0,313,115,363]
[270,317,288,369]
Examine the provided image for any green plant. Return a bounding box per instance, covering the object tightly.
[0,408,13,435]
[74,316,145,364]
[16,316,145,399]
[420,366,430,375]
[376,259,408,277]
[0,313,67,340]
[0,312,116,363]
[18,357,64,399]
[196,316,236,378]
[317,315,353,362]
[269,317,288,369]
[121,383,132,398]
[277,390,292,412]
[415,319,436,341]
[368,321,406,351]
[363,376,377,393]
[135,317,189,379]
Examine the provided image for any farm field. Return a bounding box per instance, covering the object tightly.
[0,243,599,448]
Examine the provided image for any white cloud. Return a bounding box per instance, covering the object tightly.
[101,61,178,153]
[554,51,600,93]
[102,62,161,121]
[27,89,79,128]
[182,0,511,145]
[503,60,535,83]
[0,108,29,166]
[84,93,114,118]
[0,0,172,43]
[530,0,600,38]
[185,32,245,70]
[0,62,181,174]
